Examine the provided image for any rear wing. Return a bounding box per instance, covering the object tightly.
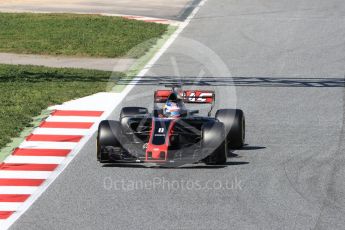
[154,90,215,104]
[183,90,215,103]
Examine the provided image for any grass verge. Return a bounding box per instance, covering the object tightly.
[0,13,168,58]
[0,16,175,162]
[0,64,120,159]
[112,25,177,92]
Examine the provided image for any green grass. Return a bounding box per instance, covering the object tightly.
[0,64,122,150]
[0,13,168,58]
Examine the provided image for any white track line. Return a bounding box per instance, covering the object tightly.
[4,156,65,164]
[32,128,90,135]
[0,203,22,212]
[126,17,170,24]
[0,186,38,195]
[20,141,78,150]
[0,171,51,179]
[45,116,99,122]
[100,13,179,25]
[6,11,178,25]
[1,0,208,229]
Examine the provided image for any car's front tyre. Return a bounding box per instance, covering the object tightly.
[202,122,227,165]
[97,120,123,163]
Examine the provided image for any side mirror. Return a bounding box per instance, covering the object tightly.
[189,110,199,115]
[153,109,163,117]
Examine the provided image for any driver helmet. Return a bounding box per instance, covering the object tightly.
[163,101,181,118]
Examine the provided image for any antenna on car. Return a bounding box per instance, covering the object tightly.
[168,84,182,92]
[159,81,183,91]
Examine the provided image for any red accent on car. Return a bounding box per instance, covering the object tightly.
[154,90,173,103]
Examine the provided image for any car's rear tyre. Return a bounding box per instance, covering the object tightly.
[215,109,245,149]
[120,107,149,133]
[97,120,122,163]
[120,107,148,120]
[202,122,227,165]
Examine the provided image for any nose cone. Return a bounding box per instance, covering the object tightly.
[152,149,166,160]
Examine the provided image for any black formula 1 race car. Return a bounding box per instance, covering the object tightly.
[97,86,245,166]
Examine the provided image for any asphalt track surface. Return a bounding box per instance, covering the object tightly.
[10,0,345,229]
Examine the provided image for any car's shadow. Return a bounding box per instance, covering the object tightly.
[102,144,266,169]
[102,162,249,169]
[236,145,266,151]
[102,155,249,169]
[101,144,265,169]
